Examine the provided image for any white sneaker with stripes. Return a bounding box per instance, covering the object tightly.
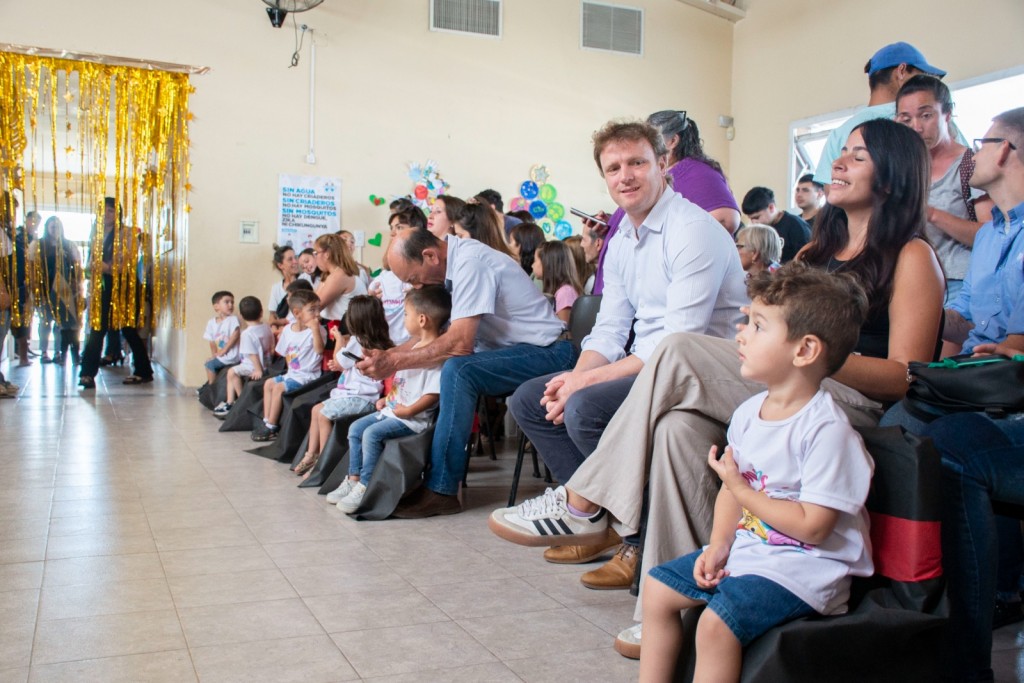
[488,486,609,547]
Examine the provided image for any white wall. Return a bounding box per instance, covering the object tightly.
[4,0,734,385]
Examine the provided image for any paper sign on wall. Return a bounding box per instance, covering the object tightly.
[278,174,341,249]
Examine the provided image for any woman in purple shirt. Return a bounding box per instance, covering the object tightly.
[592,111,741,293]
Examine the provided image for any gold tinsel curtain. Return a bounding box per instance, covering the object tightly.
[0,50,191,331]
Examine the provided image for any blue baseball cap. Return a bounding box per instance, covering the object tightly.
[866,42,946,78]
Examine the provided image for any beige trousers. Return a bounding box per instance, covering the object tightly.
[566,332,883,621]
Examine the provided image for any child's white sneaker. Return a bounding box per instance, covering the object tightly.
[336,482,367,514]
[326,478,356,504]
[213,401,231,418]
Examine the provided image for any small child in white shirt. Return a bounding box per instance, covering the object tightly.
[640,263,875,682]
[214,296,274,418]
[251,289,324,442]
[203,290,240,385]
[295,296,394,476]
[330,285,451,514]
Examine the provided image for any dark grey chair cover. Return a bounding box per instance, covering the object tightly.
[218,358,287,432]
[351,428,434,521]
[246,372,338,461]
[197,366,231,410]
[297,411,369,489]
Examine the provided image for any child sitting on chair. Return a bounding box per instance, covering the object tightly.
[215,296,274,418]
[203,290,240,387]
[639,263,875,682]
[295,295,393,477]
[331,285,450,513]
[251,289,324,442]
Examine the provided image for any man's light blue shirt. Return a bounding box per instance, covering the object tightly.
[949,200,1024,353]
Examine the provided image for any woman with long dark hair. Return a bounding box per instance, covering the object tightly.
[489,119,944,658]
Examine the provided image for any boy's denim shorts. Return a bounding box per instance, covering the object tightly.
[649,550,815,646]
[320,396,374,421]
[204,358,236,373]
[272,376,302,392]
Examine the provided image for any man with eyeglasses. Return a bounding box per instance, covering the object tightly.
[941,108,1024,355]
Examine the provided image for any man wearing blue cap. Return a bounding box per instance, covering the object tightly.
[813,42,949,191]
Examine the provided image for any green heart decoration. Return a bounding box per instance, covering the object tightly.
[368,233,383,247]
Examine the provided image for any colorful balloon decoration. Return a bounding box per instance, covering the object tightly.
[406,160,451,211]
[508,164,570,237]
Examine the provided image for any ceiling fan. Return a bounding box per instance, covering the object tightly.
[263,0,324,28]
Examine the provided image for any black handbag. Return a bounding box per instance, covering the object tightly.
[902,354,1024,420]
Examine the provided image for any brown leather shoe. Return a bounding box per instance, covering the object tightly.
[543,528,623,564]
[580,543,638,590]
[392,488,462,519]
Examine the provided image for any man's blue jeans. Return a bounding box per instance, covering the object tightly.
[508,371,637,486]
[425,340,577,496]
[924,413,1024,682]
[347,412,415,485]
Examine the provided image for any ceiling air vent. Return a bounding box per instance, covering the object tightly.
[430,0,502,38]
[581,1,643,56]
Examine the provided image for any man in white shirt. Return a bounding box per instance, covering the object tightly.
[505,120,746,587]
[358,228,572,517]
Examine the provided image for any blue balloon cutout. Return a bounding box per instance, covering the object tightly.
[554,220,573,240]
[529,200,548,219]
[520,181,539,199]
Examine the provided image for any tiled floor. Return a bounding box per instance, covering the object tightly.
[3,359,1024,682]
[0,361,639,682]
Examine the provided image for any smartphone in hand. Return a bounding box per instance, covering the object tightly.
[570,207,609,227]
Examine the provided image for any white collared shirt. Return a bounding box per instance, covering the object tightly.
[445,236,564,352]
[582,187,748,363]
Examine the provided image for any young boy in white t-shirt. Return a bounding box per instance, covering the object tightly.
[332,285,450,514]
[640,263,875,682]
[215,296,274,418]
[203,290,240,386]
[251,289,325,442]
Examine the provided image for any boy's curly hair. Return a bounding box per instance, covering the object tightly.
[747,261,868,375]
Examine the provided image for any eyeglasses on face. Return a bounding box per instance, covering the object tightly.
[973,137,1019,153]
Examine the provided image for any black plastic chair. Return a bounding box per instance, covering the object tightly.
[507,295,602,506]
